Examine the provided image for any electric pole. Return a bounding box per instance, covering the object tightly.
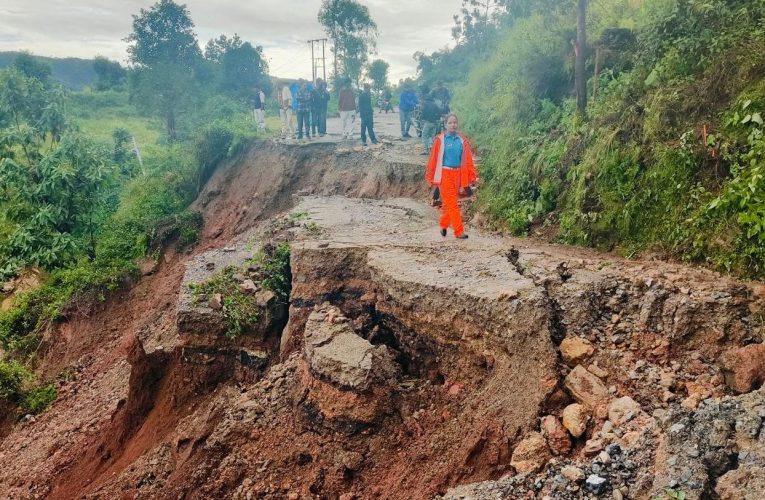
[307,38,328,83]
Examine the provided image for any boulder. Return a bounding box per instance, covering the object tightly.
[562,403,591,438]
[718,344,765,394]
[560,337,595,366]
[565,365,609,412]
[304,308,397,391]
[239,279,258,294]
[540,415,571,455]
[510,432,550,474]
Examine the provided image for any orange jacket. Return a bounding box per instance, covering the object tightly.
[425,132,478,188]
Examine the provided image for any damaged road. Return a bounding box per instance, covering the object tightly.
[0,139,763,500]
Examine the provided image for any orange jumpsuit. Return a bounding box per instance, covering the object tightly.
[425,132,477,237]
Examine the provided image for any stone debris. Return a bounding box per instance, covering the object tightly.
[565,365,609,414]
[562,403,591,438]
[718,344,765,394]
[541,415,571,455]
[560,336,595,367]
[511,432,551,474]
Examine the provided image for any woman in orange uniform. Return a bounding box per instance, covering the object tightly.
[425,113,477,239]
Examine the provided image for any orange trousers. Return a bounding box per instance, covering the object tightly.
[438,168,464,237]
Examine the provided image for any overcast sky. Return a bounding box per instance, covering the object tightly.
[0,0,462,81]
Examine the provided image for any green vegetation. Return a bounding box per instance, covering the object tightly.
[416,0,765,278]
[0,0,276,415]
[190,243,291,338]
[0,359,55,415]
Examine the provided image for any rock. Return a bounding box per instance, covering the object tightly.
[584,438,605,456]
[498,289,518,301]
[565,365,609,412]
[561,465,585,483]
[560,337,595,366]
[598,451,612,465]
[239,279,258,294]
[718,344,765,394]
[540,415,571,455]
[608,396,642,426]
[209,293,223,311]
[511,432,551,473]
[562,403,591,438]
[586,474,608,494]
[716,465,765,499]
[138,257,158,276]
[304,309,397,390]
[588,364,609,379]
[255,290,276,308]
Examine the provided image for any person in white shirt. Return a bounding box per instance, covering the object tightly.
[278,83,294,138]
[251,86,266,132]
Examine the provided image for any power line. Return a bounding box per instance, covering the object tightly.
[307,38,328,82]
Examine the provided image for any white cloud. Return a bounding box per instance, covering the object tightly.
[0,0,461,80]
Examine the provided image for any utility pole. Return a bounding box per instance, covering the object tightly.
[307,38,328,83]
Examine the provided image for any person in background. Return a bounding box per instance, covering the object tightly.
[399,83,418,138]
[425,113,477,239]
[338,78,356,140]
[278,82,294,139]
[250,85,266,133]
[312,78,330,137]
[433,81,451,115]
[359,83,378,146]
[420,92,441,155]
[290,81,300,138]
[296,80,312,140]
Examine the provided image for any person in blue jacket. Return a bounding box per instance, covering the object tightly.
[399,84,419,138]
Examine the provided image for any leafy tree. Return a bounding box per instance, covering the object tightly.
[318,0,378,86]
[367,59,389,92]
[205,34,270,97]
[12,52,52,85]
[93,56,127,91]
[125,0,202,140]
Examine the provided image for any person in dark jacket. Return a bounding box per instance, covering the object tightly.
[311,78,330,136]
[399,84,419,138]
[420,93,442,155]
[359,83,378,145]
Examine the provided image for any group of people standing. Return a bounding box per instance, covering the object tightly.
[277,79,331,140]
[268,77,378,144]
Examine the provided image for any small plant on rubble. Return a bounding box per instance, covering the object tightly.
[189,266,259,339]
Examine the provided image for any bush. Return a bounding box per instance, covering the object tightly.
[22,383,57,414]
[0,359,30,401]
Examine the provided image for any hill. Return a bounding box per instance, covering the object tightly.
[0,51,97,89]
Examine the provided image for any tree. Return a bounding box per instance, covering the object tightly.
[318,0,378,87]
[93,56,127,91]
[367,59,389,92]
[205,34,270,97]
[12,52,52,85]
[124,0,202,140]
[575,0,587,115]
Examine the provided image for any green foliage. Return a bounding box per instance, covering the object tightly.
[93,56,127,91]
[253,243,292,303]
[13,52,52,84]
[449,0,765,277]
[190,266,259,339]
[0,359,30,400]
[318,0,378,84]
[22,383,57,414]
[190,243,291,338]
[367,59,389,91]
